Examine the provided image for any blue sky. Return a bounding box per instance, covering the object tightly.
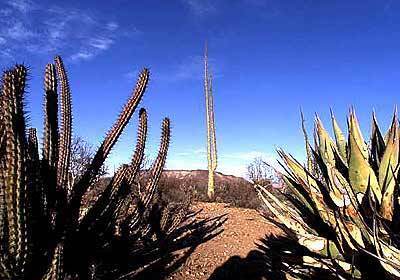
[1,0,400,177]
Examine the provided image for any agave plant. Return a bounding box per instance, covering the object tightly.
[0,56,191,279]
[258,109,400,279]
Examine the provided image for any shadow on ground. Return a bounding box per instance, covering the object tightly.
[128,211,228,280]
[208,232,352,280]
[207,234,287,280]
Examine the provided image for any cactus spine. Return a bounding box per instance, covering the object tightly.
[204,43,217,200]
[0,57,176,279]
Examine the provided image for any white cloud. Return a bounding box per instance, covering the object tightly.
[89,38,114,50]
[70,51,94,61]
[0,9,12,16]
[176,148,206,157]
[5,21,35,40]
[124,69,140,80]
[222,151,275,162]
[166,158,204,170]
[167,148,277,178]
[7,0,36,13]
[106,21,119,31]
[161,54,220,82]
[181,0,216,16]
[0,0,138,62]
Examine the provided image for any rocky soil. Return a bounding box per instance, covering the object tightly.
[168,202,282,280]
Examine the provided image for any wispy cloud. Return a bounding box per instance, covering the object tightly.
[89,38,114,51]
[0,1,139,62]
[124,69,140,80]
[223,151,274,162]
[5,21,35,40]
[106,21,119,31]
[176,148,206,157]
[168,148,277,178]
[160,54,221,82]
[181,0,217,16]
[7,0,36,13]
[70,51,94,62]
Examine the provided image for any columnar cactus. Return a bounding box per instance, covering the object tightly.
[0,56,177,279]
[204,44,218,200]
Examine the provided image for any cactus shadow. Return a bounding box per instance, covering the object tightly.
[208,232,350,280]
[207,235,287,280]
[121,212,228,279]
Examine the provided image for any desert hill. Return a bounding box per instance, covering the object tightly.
[162,169,250,186]
[158,170,260,209]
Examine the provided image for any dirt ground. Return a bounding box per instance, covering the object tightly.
[168,202,282,280]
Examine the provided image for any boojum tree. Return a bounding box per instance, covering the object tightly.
[204,44,217,200]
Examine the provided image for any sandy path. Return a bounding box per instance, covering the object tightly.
[168,202,281,280]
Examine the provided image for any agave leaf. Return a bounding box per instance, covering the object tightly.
[278,151,336,226]
[370,112,386,170]
[330,109,347,162]
[257,186,311,236]
[298,235,344,263]
[301,110,315,173]
[282,175,314,213]
[325,163,351,208]
[337,216,365,250]
[348,109,368,159]
[380,165,398,221]
[348,133,382,203]
[316,116,336,166]
[260,185,309,229]
[372,219,400,277]
[378,113,399,193]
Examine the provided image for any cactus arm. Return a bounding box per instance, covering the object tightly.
[41,243,64,280]
[126,108,148,186]
[43,63,59,169]
[126,118,170,231]
[141,118,170,207]
[72,69,149,204]
[1,66,29,276]
[54,57,72,191]
[27,128,39,161]
[90,109,148,230]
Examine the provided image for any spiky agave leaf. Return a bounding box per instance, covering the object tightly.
[263,109,400,279]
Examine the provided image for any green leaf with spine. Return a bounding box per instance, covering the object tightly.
[258,109,400,279]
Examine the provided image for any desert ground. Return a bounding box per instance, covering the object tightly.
[168,202,282,280]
